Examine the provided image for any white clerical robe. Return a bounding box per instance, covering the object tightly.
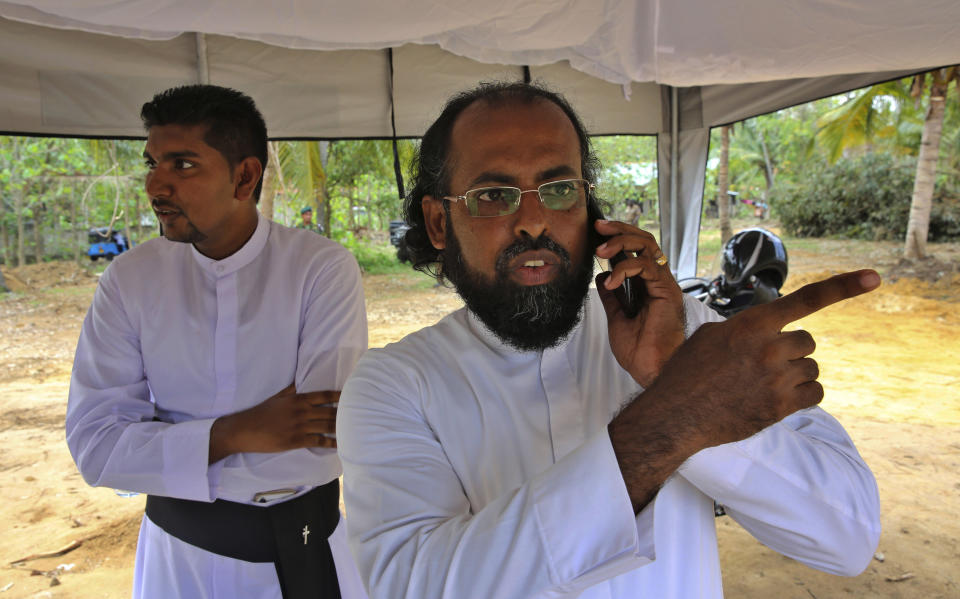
[338,291,881,598]
[67,214,369,598]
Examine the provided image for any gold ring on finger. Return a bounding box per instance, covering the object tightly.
[654,251,668,266]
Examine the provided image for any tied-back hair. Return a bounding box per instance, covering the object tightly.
[141,85,268,201]
[402,81,605,281]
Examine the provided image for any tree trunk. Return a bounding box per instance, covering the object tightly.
[348,191,357,230]
[133,184,146,243]
[0,195,7,287]
[717,125,733,245]
[758,128,775,217]
[758,128,775,190]
[260,141,280,221]
[52,191,63,259]
[33,203,45,262]
[15,189,25,267]
[318,142,331,236]
[904,77,948,259]
[317,185,330,236]
[0,185,7,266]
[123,186,134,252]
[364,185,372,230]
[71,196,82,264]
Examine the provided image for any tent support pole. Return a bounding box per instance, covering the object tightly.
[195,33,210,84]
[669,86,679,271]
[387,48,405,202]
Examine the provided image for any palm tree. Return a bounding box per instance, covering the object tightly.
[310,142,331,234]
[263,141,330,233]
[814,71,959,258]
[259,141,281,220]
[717,125,733,244]
[904,67,958,259]
[815,80,914,162]
[729,119,777,210]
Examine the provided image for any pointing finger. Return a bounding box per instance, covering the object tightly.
[747,269,880,331]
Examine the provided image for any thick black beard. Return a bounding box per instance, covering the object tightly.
[442,224,595,352]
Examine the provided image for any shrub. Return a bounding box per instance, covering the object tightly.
[776,153,958,241]
[930,194,960,240]
[331,230,408,274]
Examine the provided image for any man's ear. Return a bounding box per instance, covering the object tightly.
[422,195,447,250]
[234,157,263,202]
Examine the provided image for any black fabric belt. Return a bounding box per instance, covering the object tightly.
[145,479,342,599]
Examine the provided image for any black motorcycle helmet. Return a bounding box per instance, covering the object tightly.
[720,228,788,290]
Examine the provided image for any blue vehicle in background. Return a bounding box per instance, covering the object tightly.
[87,227,132,261]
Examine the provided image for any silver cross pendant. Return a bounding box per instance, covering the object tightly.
[302,525,311,545]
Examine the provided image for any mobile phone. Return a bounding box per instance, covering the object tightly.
[588,209,647,318]
[608,249,645,318]
[253,488,298,503]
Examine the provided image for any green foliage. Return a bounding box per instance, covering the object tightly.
[331,230,408,275]
[592,136,658,219]
[705,109,818,211]
[930,194,960,240]
[4,76,959,267]
[271,139,415,233]
[0,136,154,265]
[815,80,916,162]
[776,153,958,241]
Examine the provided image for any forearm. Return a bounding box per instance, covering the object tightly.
[66,279,218,500]
[208,413,241,464]
[208,402,270,465]
[66,385,217,500]
[608,386,706,513]
[679,407,881,575]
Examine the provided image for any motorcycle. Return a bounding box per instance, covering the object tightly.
[679,228,788,318]
[679,227,788,518]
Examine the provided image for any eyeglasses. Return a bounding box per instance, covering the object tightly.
[443,178,593,218]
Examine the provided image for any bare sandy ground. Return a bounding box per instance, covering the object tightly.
[1,237,957,598]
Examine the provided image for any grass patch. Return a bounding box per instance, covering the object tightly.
[39,286,95,298]
[363,268,439,299]
[333,233,411,275]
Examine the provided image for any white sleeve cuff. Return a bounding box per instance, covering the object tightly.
[161,417,220,501]
[531,430,653,584]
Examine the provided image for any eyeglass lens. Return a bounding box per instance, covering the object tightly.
[466,180,586,217]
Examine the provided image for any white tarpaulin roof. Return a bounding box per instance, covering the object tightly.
[2,0,959,275]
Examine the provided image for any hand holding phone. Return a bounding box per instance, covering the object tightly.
[608,250,647,318]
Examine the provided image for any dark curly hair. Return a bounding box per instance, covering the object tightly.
[401,81,605,280]
[141,85,268,201]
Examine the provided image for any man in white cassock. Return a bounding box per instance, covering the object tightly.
[67,85,368,599]
[337,82,882,599]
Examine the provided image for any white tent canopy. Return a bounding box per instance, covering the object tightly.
[2,0,959,275]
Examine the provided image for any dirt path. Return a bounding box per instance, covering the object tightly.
[1,239,958,598]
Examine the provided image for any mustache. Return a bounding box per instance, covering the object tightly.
[494,234,571,275]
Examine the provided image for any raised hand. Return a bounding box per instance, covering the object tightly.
[664,269,879,445]
[209,383,340,463]
[609,269,881,510]
[593,219,685,387]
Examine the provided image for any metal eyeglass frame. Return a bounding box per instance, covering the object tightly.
[443,178,594,217]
